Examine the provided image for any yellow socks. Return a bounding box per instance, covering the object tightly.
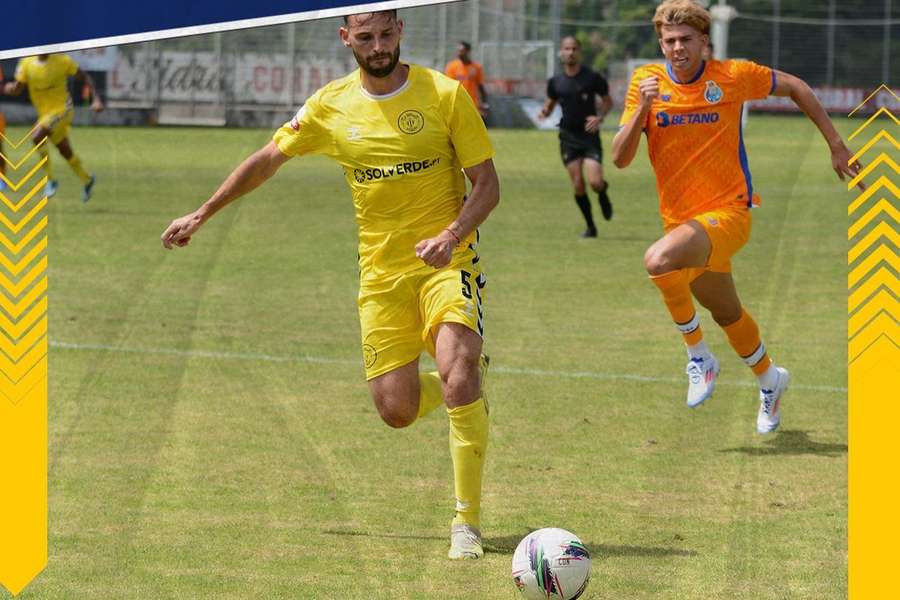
[66,154,91,184]
[417,371,444,419]
[650,270,704,346]
[448,398,489,529]
[722,308,772,375]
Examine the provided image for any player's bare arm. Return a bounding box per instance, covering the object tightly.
[414,158,500,269]
[2,81,24,96]
[772,70,863,190]
[538,98,557,121]
[74,69,104,112]
[585,94,614,133]
[611,76,659,168]
[161,141,291,249]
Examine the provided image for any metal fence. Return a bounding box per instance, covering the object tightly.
[0,0,895,126]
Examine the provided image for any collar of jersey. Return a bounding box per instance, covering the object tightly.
[666,60,706,85]
[359,65,412,101]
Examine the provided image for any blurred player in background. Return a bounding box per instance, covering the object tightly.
[612,0,860,433]
[445,41,489,119]
[3,53,104,201]
[162,10,499,560]
[539,36,614,238]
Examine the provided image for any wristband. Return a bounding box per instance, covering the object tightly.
[445,228,461,245]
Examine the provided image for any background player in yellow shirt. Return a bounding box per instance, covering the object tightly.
[3,53,104,201]
[612,0,860,433]
[161,10,500,560]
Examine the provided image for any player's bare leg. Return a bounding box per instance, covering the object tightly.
[690,270,789,433]
[584,158,612,221]
[434,322,488,559]
[645,221,721,406]
[367,359,420,428]
[565,158,597,237]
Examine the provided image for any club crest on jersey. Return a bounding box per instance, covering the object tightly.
[397,110,425,134]
[289,105,307,130]
[704,80,723,104]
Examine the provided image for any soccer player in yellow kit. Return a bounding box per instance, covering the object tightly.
[612,0,860,433]
[3,53,104,201]
[161,11,499,559]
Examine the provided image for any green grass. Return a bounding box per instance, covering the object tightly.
[4,116,848,599]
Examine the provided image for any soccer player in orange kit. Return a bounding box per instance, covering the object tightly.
[612,0,861,433]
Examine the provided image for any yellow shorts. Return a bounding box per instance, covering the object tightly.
[358,247,485,380]
[38,108,73,145]
[666,203,752,282]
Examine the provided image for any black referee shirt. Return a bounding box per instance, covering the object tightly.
[547,66,610,133]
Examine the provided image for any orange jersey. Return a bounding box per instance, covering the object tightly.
[620,59,775,226]
[445,59,484,108]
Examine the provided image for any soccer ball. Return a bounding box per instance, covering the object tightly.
[511,528,592,600]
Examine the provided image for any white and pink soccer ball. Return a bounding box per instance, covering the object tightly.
[511,528,592,600]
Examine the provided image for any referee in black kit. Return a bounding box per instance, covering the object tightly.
[539,36,614,238]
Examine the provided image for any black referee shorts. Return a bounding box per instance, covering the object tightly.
[559,128,603,165]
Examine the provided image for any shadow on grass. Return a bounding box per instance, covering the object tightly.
[719,429,847,457]
[324,529,697,558]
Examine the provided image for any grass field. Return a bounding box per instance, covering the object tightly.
[4,115,849,599]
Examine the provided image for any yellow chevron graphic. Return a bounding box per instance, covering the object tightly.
[847,152,899,191]
[849,311,899,361]
[0,356,45,405]
[848,176,899,215]
[0,124,43,149]
[0,175,46,213]
[0,336,46,383]
[0,256,47,299]
[0,157,48,192]
[0,197,47,235]
[849,84,899,118]
[0,215,47,254]
[0,237,47,278]
[849,107,900,142]
[848,221,900,263]
[0,276,46,319]
[850,130,899,166]
[0,317,46,362]
[0,297,47,341]
[849,266,898,313]
[849,244,900,288]
[0,127,47,599]
[848,198,900,238]
[849,289,900,338]
[0,137,47,171]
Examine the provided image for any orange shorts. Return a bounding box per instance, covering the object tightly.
[0,111,6,133]
[664,203,752,281]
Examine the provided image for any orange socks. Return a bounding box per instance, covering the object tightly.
[722,308,772,375]
[650,270,704,346]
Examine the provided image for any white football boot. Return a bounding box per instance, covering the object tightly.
[685,355,720,408]
[448,523,483,560]
[757,367,790,434]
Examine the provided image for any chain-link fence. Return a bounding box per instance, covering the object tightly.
[0,0,895,126]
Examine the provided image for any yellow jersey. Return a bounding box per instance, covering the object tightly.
[15,54,79,118]
[620,60,774,227]
[273,64,494,282]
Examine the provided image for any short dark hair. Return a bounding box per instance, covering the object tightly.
[343,10,397,25]
[458,41,472,51]
[560,36,581,49]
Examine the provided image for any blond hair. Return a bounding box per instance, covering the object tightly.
[653,0,711,36]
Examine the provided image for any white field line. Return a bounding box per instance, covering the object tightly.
[48,340,847,394]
